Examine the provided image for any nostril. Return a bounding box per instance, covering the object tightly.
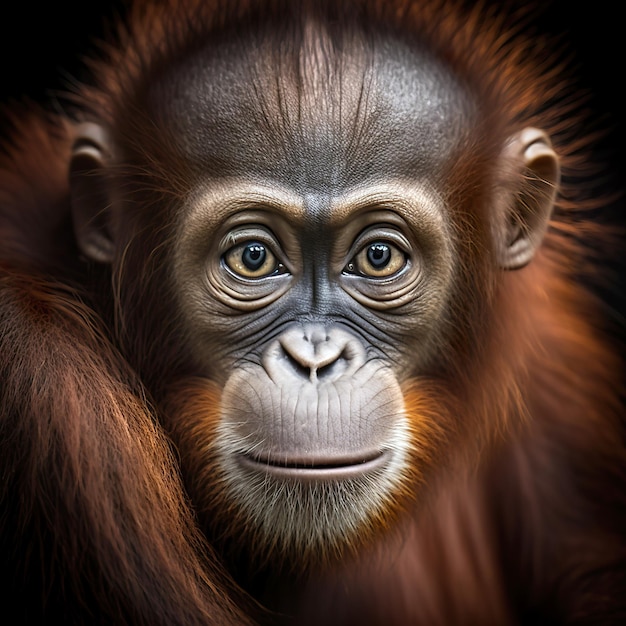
[316,352,348,380]
[283,347,312,380]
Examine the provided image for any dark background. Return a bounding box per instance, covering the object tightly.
[0,0,624,337]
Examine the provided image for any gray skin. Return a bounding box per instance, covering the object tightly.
[69,17,559,563]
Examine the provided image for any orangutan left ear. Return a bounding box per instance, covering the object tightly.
[496,127,560,270]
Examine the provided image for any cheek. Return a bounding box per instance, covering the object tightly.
[400,380,452,482]
[161,379,226,514]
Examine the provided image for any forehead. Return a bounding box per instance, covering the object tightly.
[148,17,476,194]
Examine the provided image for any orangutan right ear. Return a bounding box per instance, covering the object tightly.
[70,122,116,264]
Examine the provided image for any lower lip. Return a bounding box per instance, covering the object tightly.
[237,450,390,481]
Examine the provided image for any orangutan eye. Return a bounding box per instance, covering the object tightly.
[344,242,407,278]
[223,241,284,278]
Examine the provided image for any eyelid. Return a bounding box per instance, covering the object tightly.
[220,225,280,253]
[349,225,411,255]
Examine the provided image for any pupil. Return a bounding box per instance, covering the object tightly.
[242,244,266,270]
[367,244,390,268]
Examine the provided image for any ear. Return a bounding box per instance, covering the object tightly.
[496,127,560,270]
[69,122,116,264]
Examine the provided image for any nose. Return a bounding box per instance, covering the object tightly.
[264,324,366,383]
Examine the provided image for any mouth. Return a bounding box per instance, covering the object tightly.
[238,449,390,481]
